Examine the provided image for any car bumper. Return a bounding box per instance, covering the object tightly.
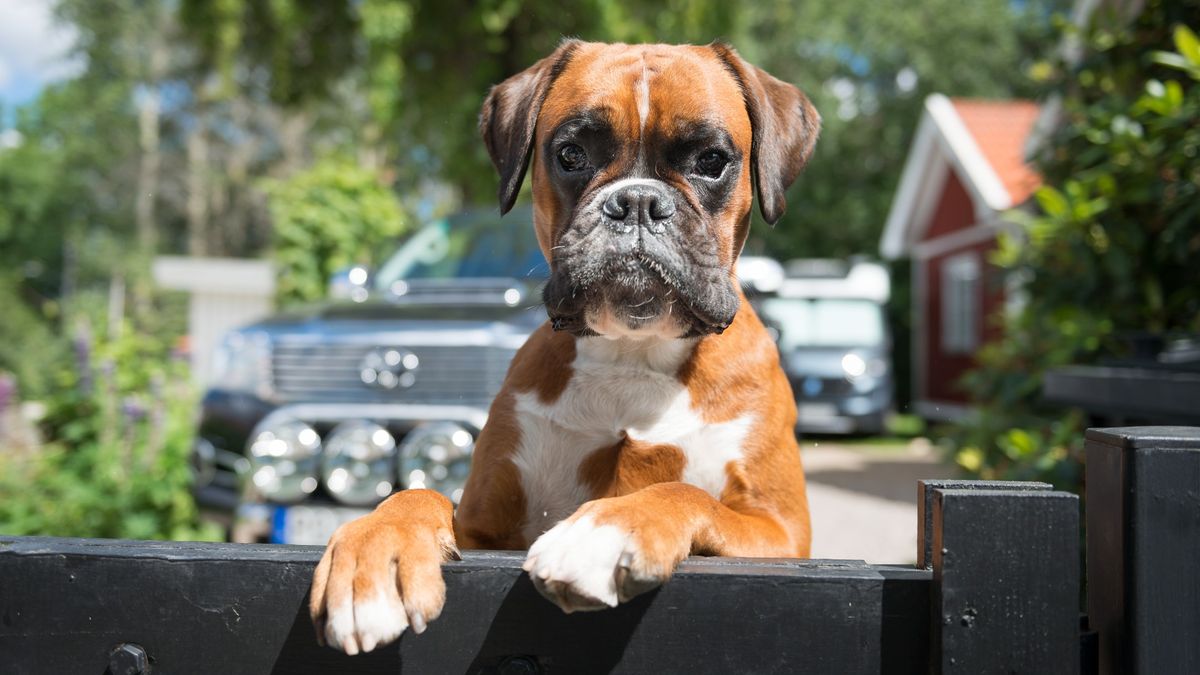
[227,501,373,545]
[794,388,891,434]
[194,395,491,538]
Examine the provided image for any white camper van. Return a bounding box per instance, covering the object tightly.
[755,259,893,435]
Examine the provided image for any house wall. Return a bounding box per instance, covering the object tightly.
[915,171,1006,413]
[922,240,1006,406]
[923,171,975,241]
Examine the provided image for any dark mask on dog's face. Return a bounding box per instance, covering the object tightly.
[481,41,820,339]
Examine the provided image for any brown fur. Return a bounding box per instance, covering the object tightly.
[311,41,819,653]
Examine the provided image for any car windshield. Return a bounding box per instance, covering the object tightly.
[374,215,549,289]
[759,297,885,349]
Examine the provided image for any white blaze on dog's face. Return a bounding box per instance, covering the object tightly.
[480,41,820,340]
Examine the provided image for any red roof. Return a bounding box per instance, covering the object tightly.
[950,98,1042,205]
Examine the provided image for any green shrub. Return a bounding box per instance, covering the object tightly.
[0,322,220,541]
[262,157,408,304]
[0,276,68,399]
[946,8,1200,490]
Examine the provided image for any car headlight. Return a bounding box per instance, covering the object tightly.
[322,421,398,506]
[398,422,474,504]
[842,352,887,391]
[841,353,867,378]
[248,420,321,502]
[211,330,272,397]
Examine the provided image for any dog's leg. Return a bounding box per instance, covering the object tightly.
[523,481,803,612]
[309,489,458,654]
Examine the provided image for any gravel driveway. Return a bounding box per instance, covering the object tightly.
[801,439,957,564]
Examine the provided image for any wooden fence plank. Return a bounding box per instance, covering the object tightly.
[0,538,888,674]
[931,487,1080,675]
[1085,426,1200,675]
[877,566,931,675]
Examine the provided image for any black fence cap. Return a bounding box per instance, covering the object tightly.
[1085,426,1200,449]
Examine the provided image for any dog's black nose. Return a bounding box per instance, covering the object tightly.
[602,182,676,232]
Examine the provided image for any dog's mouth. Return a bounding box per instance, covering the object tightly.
[543,250,737,338]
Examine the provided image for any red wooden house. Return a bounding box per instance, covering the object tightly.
[880,94,1043,421]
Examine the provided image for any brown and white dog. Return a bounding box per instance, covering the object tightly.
[309,40,820,654]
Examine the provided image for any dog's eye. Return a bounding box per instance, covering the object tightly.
[557,144,590,172]
[694,150,729,179]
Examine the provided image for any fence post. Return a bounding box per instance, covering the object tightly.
[1085,426,1200,675]
[917,480,1051,570]
[930,484,1080,674]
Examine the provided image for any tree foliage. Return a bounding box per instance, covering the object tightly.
[174,0,1062,252]
[742,0,1063,258]
[262,158,409,304]
[948,0,1200,488]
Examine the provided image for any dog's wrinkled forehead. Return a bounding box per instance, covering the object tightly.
[538,44,751,152]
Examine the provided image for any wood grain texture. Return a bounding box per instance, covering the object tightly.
[1086,426,1200,675]
[931,488,1080,675]
[0,538,892,674]
[917,479,1051,570]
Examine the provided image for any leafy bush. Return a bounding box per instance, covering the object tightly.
[0,322,220,541]
[0,276,69,400]
[262,158,408,304]
[946,6,1200,490]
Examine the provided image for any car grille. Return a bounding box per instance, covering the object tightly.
[271,342,515,407]
[791,375,856,399]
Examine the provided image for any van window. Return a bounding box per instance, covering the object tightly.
[760,298,885,349]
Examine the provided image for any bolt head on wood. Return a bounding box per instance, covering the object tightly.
[107,643,149,675]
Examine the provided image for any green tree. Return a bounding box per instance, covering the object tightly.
[742,0,1065,258]
[0,77,138,299]
[262,157,409,304]
[949,0,1200,489]
[176,0,1060,258]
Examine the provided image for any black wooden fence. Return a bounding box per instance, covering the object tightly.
[1,426,1196,674]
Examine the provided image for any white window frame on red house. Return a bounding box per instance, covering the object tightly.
[940,252,980,355]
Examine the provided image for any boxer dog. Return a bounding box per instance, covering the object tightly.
[310,40,819,654]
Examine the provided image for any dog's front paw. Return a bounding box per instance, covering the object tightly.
[522,500,687,613]
[309,490,457,654]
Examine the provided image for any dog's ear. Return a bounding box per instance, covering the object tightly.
[480,40,581,215]
[711,44,820,225]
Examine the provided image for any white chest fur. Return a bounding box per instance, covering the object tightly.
[510,337,753,542]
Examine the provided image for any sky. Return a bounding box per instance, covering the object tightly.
[0,0,81,120]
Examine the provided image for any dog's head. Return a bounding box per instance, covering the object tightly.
[481,41,819,339]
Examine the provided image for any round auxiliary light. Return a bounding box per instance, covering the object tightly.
[397,422,475,504]
[322,420,398,506]
[247,420,322,503]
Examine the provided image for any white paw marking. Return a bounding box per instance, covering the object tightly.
[524,515,650,612]
[324,599,360,654]
[353,593,408,653]
[325,592,408,654]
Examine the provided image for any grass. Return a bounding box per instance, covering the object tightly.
[799,414,930,451]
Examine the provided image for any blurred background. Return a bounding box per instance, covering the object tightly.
[0,0,1196,561]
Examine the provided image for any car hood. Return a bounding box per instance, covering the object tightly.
[245,298,548,341]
